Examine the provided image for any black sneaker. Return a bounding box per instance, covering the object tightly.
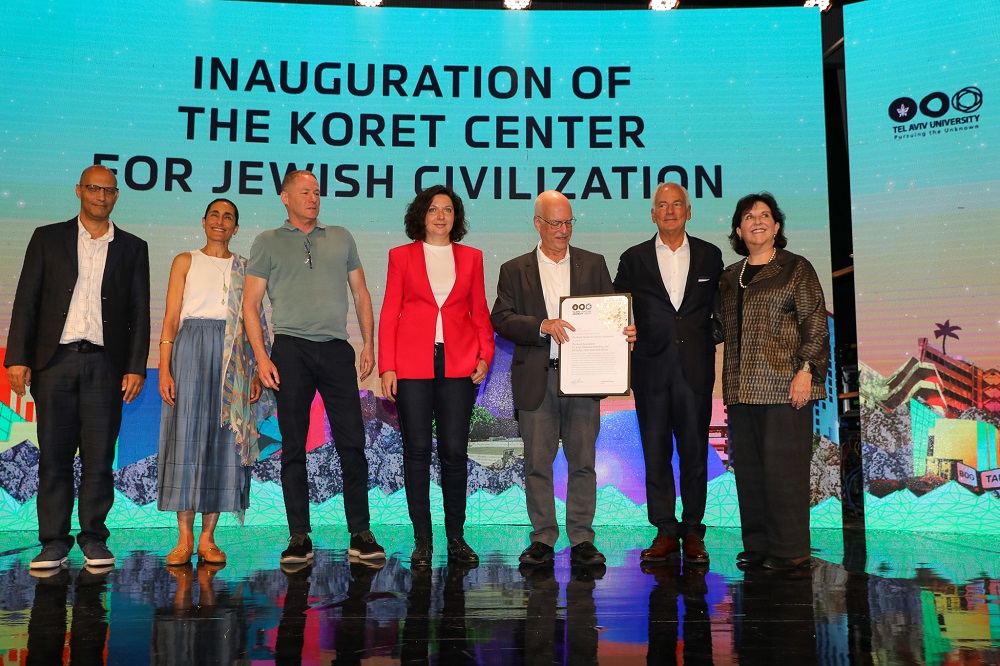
[348,530,385,560]
[80,541,116,568]
[446,537,479,566]
[30,543,69,570]
[518,541,555,565]
[280,533,314,564]
[411,536,433,567]
[570,541,606,565]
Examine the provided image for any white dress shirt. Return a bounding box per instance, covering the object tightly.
[536,242,571,359]
[655,232,690,311]
[60,219,114,345]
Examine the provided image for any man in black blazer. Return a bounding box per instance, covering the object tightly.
[491,190,635,567]
[613,182,723,564]
[6,165,150,571]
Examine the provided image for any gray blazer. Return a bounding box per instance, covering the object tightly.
[490,245,613,411]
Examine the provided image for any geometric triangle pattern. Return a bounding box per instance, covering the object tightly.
[704,472,741,527]
[865,481,1000,533]
[0,472,847,530]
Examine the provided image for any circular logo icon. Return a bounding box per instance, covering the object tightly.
[952,86,983,114]
[888,97,918,123]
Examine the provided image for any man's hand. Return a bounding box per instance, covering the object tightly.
[471,359,489,385]
[624,323,637,351]
[258,356,281,390]
[7,366,31,397]
[541,318,575,344]
[122,374,145,404]
[250,376,263,404]
[358,345,375,381]
[159,370,176,406]
[381,370,397,403]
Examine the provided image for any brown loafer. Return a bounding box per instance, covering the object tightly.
[166,545,193,566]
[640,534,681,562]
[682,534,710,564]
[197,545,227,565]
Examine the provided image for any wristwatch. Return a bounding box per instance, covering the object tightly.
[800,361,812,374]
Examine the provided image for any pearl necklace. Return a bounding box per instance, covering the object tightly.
[738,248,776,289]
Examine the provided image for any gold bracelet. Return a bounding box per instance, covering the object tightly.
[159,340,174,345]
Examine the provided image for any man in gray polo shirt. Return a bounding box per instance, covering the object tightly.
[243,169,384,565]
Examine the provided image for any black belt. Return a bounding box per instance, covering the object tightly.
[548,358,559,369]
[62,340,104,353]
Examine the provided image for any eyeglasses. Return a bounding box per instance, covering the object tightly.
[303,239,313,269]
[535,215,576,229]
[80,184,120,196]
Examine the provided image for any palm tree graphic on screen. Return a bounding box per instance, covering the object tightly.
[934,319,962,355]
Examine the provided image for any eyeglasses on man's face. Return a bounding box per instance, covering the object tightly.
[535,215,576,229]
[80,183,120,197]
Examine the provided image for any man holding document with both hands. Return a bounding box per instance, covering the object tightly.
[491,190,636,568]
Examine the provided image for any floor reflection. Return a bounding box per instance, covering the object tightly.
[0,525,999,663]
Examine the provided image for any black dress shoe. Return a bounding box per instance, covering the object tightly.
[570,541,606,565]
[411,536,433,568]
[736,550,767,565]
[763,555,812,571]
[519,541,555,565]
[446,537,479,566]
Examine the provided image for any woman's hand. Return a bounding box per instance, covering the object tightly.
[381,370,397,403]
[250,376,262,404]
[159,370,176,407]
[789,370,812,410]
[471,359,489,385]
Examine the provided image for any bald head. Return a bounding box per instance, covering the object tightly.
[534,190,571,219]
[533,190,574,261]
[80,165,117,187]
[76,164,119,227]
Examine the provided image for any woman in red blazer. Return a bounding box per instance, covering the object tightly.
[379,185,495,567]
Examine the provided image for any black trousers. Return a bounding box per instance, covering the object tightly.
[728,402,814,559]
[633,347,712,539]
[271,335,370,535]
[32,345,122,549]
[395,343,476,538]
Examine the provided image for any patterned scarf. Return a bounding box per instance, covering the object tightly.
[220,254,276,466]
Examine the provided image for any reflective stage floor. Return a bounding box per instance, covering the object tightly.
[2,522,999,664]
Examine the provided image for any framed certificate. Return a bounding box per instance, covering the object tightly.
[557,293,632,396]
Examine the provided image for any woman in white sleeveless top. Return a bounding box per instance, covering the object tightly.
[157,199,274,567]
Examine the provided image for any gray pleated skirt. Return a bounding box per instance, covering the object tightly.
[157,318,250,513]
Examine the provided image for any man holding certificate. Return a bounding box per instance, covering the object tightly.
[491,190,636,568]
[613,182,723,565]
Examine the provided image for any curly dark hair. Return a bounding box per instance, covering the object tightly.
[203,198,239,226]
[403,185,468,243]
[728,192,787,256]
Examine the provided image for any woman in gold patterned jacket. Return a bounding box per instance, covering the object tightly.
[714,192,829,572]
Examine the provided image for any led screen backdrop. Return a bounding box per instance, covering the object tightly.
[845,0,1000,531]
[0,1,838,530]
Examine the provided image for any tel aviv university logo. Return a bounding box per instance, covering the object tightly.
[888,86,983,139]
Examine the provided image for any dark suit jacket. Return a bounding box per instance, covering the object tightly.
[6,218,151,379]
[491,245,613,412]
[613,234,723,396]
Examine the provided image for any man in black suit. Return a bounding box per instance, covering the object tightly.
[6,165,150,570]
[613,182,723,564]
[491,190,635,567]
